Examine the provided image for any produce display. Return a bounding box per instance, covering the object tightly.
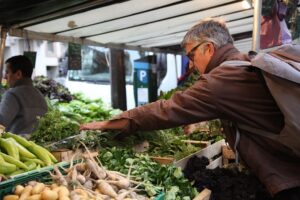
[0,132,57,177]
[30,109,80,145]
[53,93,120,123]
[0,73,235,200]
[33,76,73,102]
[99,147,198,200]
[3,149,157,200]
[30,85,122,146]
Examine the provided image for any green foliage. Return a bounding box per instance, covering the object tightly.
[50,93,120,123]
[30,109,79,144]
[158,70,200,100]
[33,76,73,102]
[99,147,198,199]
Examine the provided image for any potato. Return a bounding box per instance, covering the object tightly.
[58,186,69,197]
[32,183,45,195]
[19,185,33,200]
[14,185,24,195]
[51,187,60,194]
[43,187,51,192]
[3,195,19,200]
[58,197,70,200]
[73,189,88,199]
[41,190,58,200]
[50,184,58,190]
[27,194,42,200]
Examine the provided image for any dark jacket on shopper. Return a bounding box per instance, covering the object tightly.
[0,78,47,135]
[112,44,300,195]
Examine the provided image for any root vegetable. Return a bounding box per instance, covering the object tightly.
[71,168,78,183]
[70,191,81,200]
[73,189,88,199]
[86,159,106,179]
[76,174,86,184]
[14,185,24,195]
[75,163,86,172]
[32,183,45,195]
[28,181,38,187]
[53,166,68,186]
[19,185,33,200]
[51,184,58,190]
[52,187,61,194]
[41,190,58,200]
[43,187,51,192]
[27,194,42,200]
[97,180,117,198]
[107,179,130,189]
[59,197,70,200]
[83,180,93,190]
[3,195,19,200]
[116,190,132,200]
[58,186,70,197]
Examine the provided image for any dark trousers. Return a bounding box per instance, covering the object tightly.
[274,187,300,200]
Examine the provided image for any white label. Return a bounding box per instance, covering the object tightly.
[137,88,149,103]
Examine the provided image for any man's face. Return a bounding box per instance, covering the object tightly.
[185,41,215,74]
[4,63,22,87]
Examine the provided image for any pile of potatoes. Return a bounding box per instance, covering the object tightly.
[3,181,139,200]
[3,182,70,200]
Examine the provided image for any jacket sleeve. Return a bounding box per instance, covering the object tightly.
[113,76,219,133]
[0,91,20,128]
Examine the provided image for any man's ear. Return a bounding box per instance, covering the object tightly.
[15,70,23,79]
[207,43,215,56]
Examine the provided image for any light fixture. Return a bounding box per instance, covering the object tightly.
[242,0,252,9]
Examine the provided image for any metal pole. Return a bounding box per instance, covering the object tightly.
[252,0,262,51]
[0,27,8,82]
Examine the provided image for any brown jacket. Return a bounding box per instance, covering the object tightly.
[114,44,300,195]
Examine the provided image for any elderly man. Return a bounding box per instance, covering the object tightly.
[80,19,300,199]
[0,55,47,135]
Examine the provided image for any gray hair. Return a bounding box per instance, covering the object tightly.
[181,18,233,49]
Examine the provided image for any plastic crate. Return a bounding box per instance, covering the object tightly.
[0,162,69,199]
[154,193,165,200]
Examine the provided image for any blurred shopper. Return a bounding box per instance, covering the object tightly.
[0,55,47,136]
[80,19,300,199]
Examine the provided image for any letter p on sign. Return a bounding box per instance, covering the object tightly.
[139,70,148,83]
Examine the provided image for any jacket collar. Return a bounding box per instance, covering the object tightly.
[12,78,33,88]
[205,43,248,73]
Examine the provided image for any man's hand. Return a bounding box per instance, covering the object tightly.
[80,121,109,131]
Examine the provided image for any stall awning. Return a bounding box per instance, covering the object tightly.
[0,0,263,52]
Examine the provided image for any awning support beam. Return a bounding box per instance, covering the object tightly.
[9,28,180,54]
[252,0,262,51]
[0,27,8,82]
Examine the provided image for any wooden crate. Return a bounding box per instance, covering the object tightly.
[51,149,73,162]
[175,139,226,170]
[150,156,175,165]
[181,140,211,147]
[51,149,99,162]
[222,145,236,165]
[175,140,226,200]
[193,188,212,200]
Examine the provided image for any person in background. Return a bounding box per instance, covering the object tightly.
[80,19,300,199]
[0,55,47,136]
